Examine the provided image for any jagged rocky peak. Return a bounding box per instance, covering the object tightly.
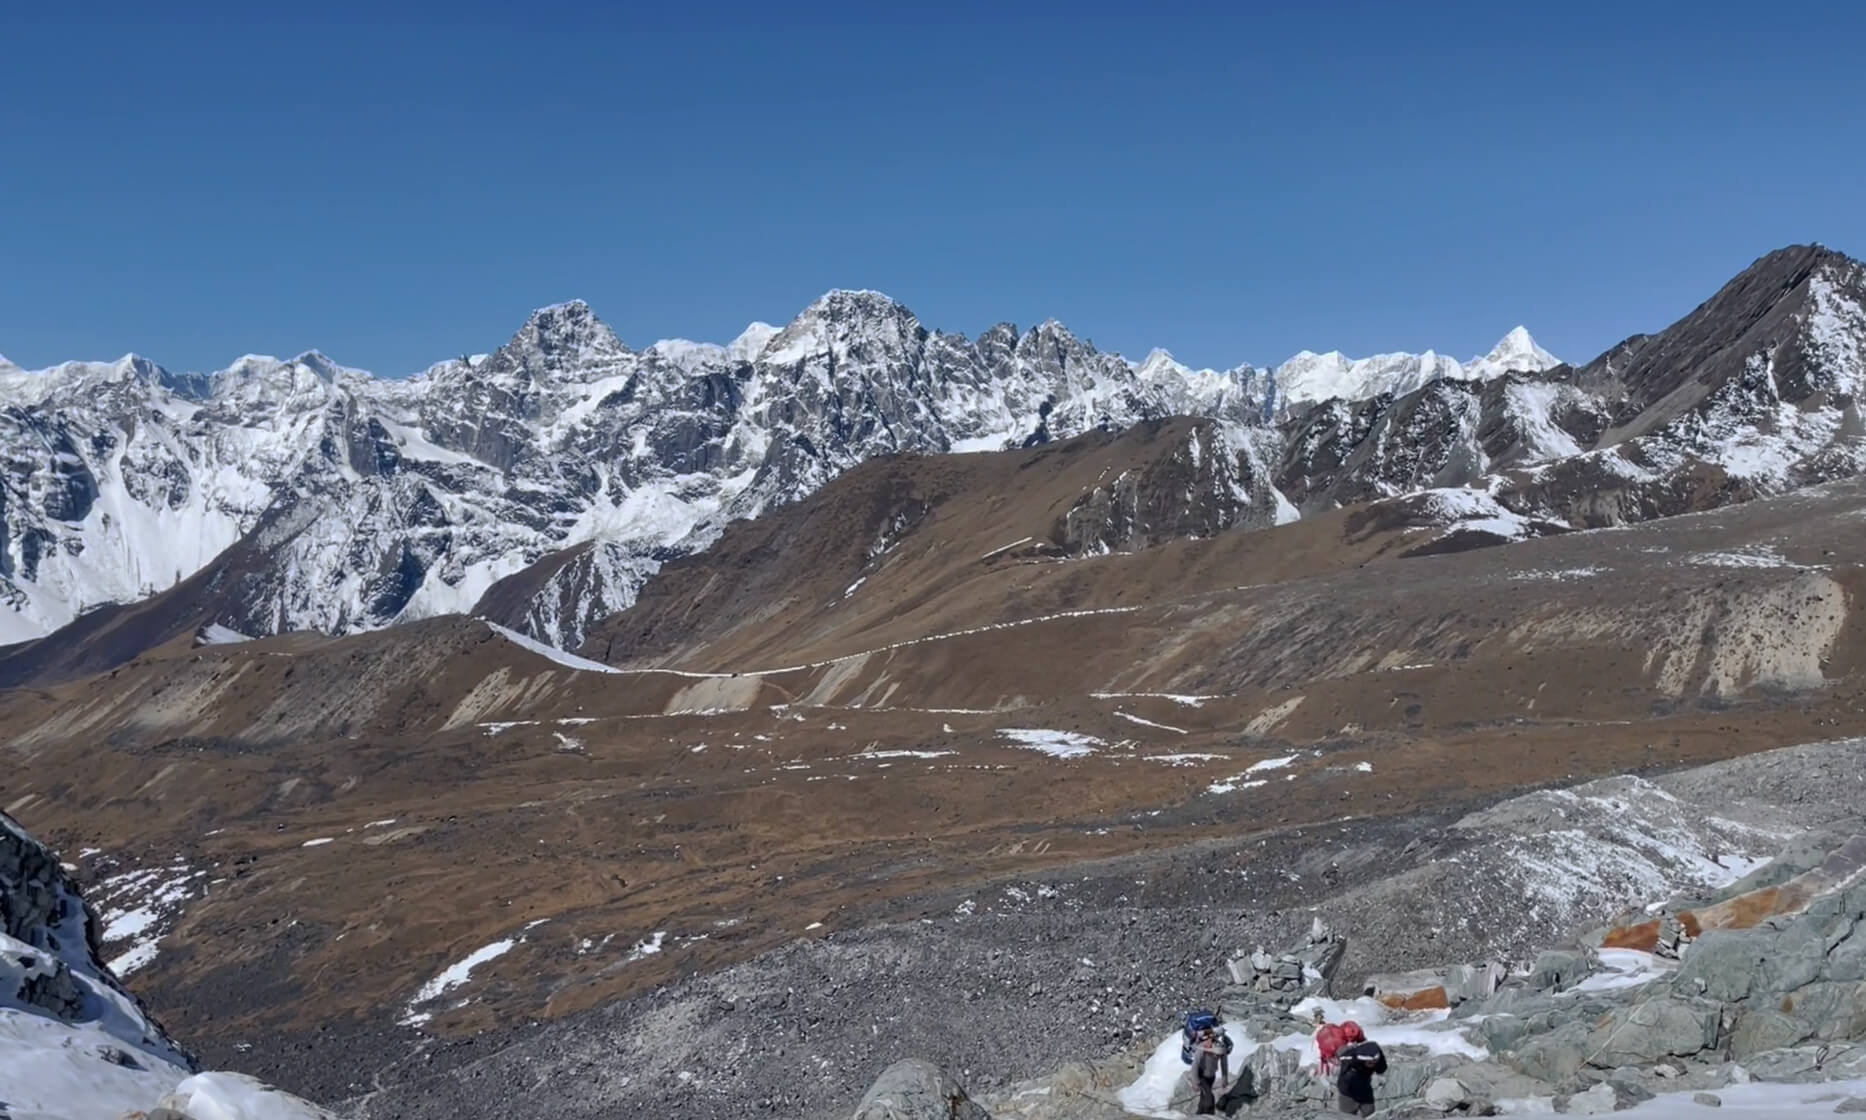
[760,288,928,368]
[496,298,631,378]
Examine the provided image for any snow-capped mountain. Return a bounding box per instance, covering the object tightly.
[0,292,1284,649]
[3,245,1862,658]
[1272,324,1563,405]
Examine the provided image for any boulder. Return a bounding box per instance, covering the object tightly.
[1423,1077,1471,1112]
[1834,1098,1866,1113]
[1559,1082,1617,1115]
[1694,1092,1724,1107]
[1776,980,1866,1041]
[1508,1022,1592,1083]
[1729,1009,1812,1056]
[1756,919,1833,994]
[853,1059,992,1120]
[1674,929,1773,1002]
[1530,950,1593,993]
[1584,998,1720,1067]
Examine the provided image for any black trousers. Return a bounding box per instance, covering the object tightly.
[1196,1076,1217,1114]
[1337,1091,1375,1116]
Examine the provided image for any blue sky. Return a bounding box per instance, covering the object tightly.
[4,0,1862,376]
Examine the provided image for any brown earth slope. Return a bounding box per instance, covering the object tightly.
[3,425,1866,1102]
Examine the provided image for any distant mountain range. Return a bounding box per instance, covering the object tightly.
[1,244,1860,657]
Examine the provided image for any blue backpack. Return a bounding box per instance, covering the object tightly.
[1180,1009,1228,1065]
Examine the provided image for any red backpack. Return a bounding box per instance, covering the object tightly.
[1316,1023,1347,1073]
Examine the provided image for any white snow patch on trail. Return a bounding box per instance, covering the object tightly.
[1115,711,1189,735]
[1145,753,1224,766]
[1092,692,1218,707]
[483,621,623,673]
[998,729,1106,759]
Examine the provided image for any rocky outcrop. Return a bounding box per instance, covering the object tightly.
[852,1059,992,1120]
[957,826,1866,1120]
[2,809,339,1119]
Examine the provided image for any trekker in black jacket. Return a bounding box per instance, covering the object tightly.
[1333,1021,1386,1116]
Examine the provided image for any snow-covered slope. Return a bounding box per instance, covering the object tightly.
[0,810,335,1119]
[1272,325,1562,405]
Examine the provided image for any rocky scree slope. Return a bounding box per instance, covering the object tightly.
[0,289,1565,657]
[0,808,336,1119]
[341,739,1866,1120]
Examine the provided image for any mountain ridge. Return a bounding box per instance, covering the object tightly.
[3,244,1860,662]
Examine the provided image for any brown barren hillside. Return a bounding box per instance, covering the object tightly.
[3,421,1866,1107]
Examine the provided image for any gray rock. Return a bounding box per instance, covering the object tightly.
[1674,930,1773,1002]
[853,1059,992,1120]
[1693,1091,1723,1107]
[1509,1022,1593,1084]
[1834,1097,1866,1113]
[1423,1076,1471,1112]
[1584,998,1720,1067]
[1560,1081,1617,1115]
[1757,919,1832,994]
[1530,950,1593,993]
[1729,1009,1812,1057]
[1827,925,1866,983]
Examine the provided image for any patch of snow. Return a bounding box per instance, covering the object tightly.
[300,838,333,848]
[1115,711,1189,735]
[197,624,254,646]
[93,859,207,977]
[998,729,1106,759]
[980,536,1035,561]
[1145,753,1225,766]
[1573,948,1672,993]
[1208,777,1270,795]
[1245,755,1299,773]
[1610,1078,1866,1117]
[625,932,667,961]
[482,620,621,674]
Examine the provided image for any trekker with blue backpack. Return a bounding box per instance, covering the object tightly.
[1179,1009,1234,1114]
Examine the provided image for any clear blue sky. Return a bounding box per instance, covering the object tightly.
[4,0,1863,376]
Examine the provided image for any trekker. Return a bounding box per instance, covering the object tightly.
[1192,1025,1232,1115]
[1313,1007,1345,1080]
[1334,1021,1386,1117]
